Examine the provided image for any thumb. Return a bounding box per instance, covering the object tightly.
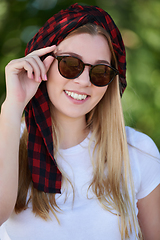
[43,55,54,72]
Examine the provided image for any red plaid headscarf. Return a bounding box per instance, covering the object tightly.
[25,3,127,193]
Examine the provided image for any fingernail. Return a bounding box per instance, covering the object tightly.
[38,77,42,82]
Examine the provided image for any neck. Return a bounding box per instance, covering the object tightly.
[51,108,89,149]
[59,118,89,149]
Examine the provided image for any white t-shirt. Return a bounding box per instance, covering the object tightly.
[0,127,160,240]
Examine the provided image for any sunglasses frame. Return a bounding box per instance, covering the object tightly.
[51,52,119,87]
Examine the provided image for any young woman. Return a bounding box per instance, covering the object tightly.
[0,3,160,240]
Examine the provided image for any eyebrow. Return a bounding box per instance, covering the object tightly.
[56,51,111,65]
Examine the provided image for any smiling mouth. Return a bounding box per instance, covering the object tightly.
[64,90,88,100]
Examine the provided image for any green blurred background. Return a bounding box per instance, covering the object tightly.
[0,0,160,149]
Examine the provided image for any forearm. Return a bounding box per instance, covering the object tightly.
[0,100,22,225]
[0,45,55,225]
[138,185,160,240]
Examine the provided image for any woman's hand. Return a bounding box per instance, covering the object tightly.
[4,45,56,114]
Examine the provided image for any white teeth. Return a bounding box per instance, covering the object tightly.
[65,90,87,100]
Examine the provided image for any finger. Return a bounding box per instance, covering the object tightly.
[28,45,56,58]
[29,55,47,80]
[25,57,42,83]
[6,59,33,79]
[23,61,34,79]
[43,55,55,73]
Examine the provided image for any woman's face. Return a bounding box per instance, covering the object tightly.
[47,33,111,122]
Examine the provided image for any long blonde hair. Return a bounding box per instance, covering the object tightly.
[16,24,142,239]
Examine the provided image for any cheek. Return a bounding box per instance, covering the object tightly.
[46,61,63,94]
[95,86,108,102]
[90,86,108,112]
[46,64,59,101]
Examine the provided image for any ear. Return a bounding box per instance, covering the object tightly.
[43,55,55,72]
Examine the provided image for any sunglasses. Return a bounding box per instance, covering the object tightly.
[51,53,119,87]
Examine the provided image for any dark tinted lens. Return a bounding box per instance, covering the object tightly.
[59,56,84,79]
[90,65,116,87]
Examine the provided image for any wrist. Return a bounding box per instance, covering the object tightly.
[1,99,24,124]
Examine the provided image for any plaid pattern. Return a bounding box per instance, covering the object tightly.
[25,3,127,193]
[25,82,61,192]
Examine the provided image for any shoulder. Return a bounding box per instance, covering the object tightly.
[125,127,160,199]
[125,126,159,158]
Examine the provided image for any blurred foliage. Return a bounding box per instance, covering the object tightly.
[0,0,160,149]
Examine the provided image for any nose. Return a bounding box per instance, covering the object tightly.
[73,66,92,87]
